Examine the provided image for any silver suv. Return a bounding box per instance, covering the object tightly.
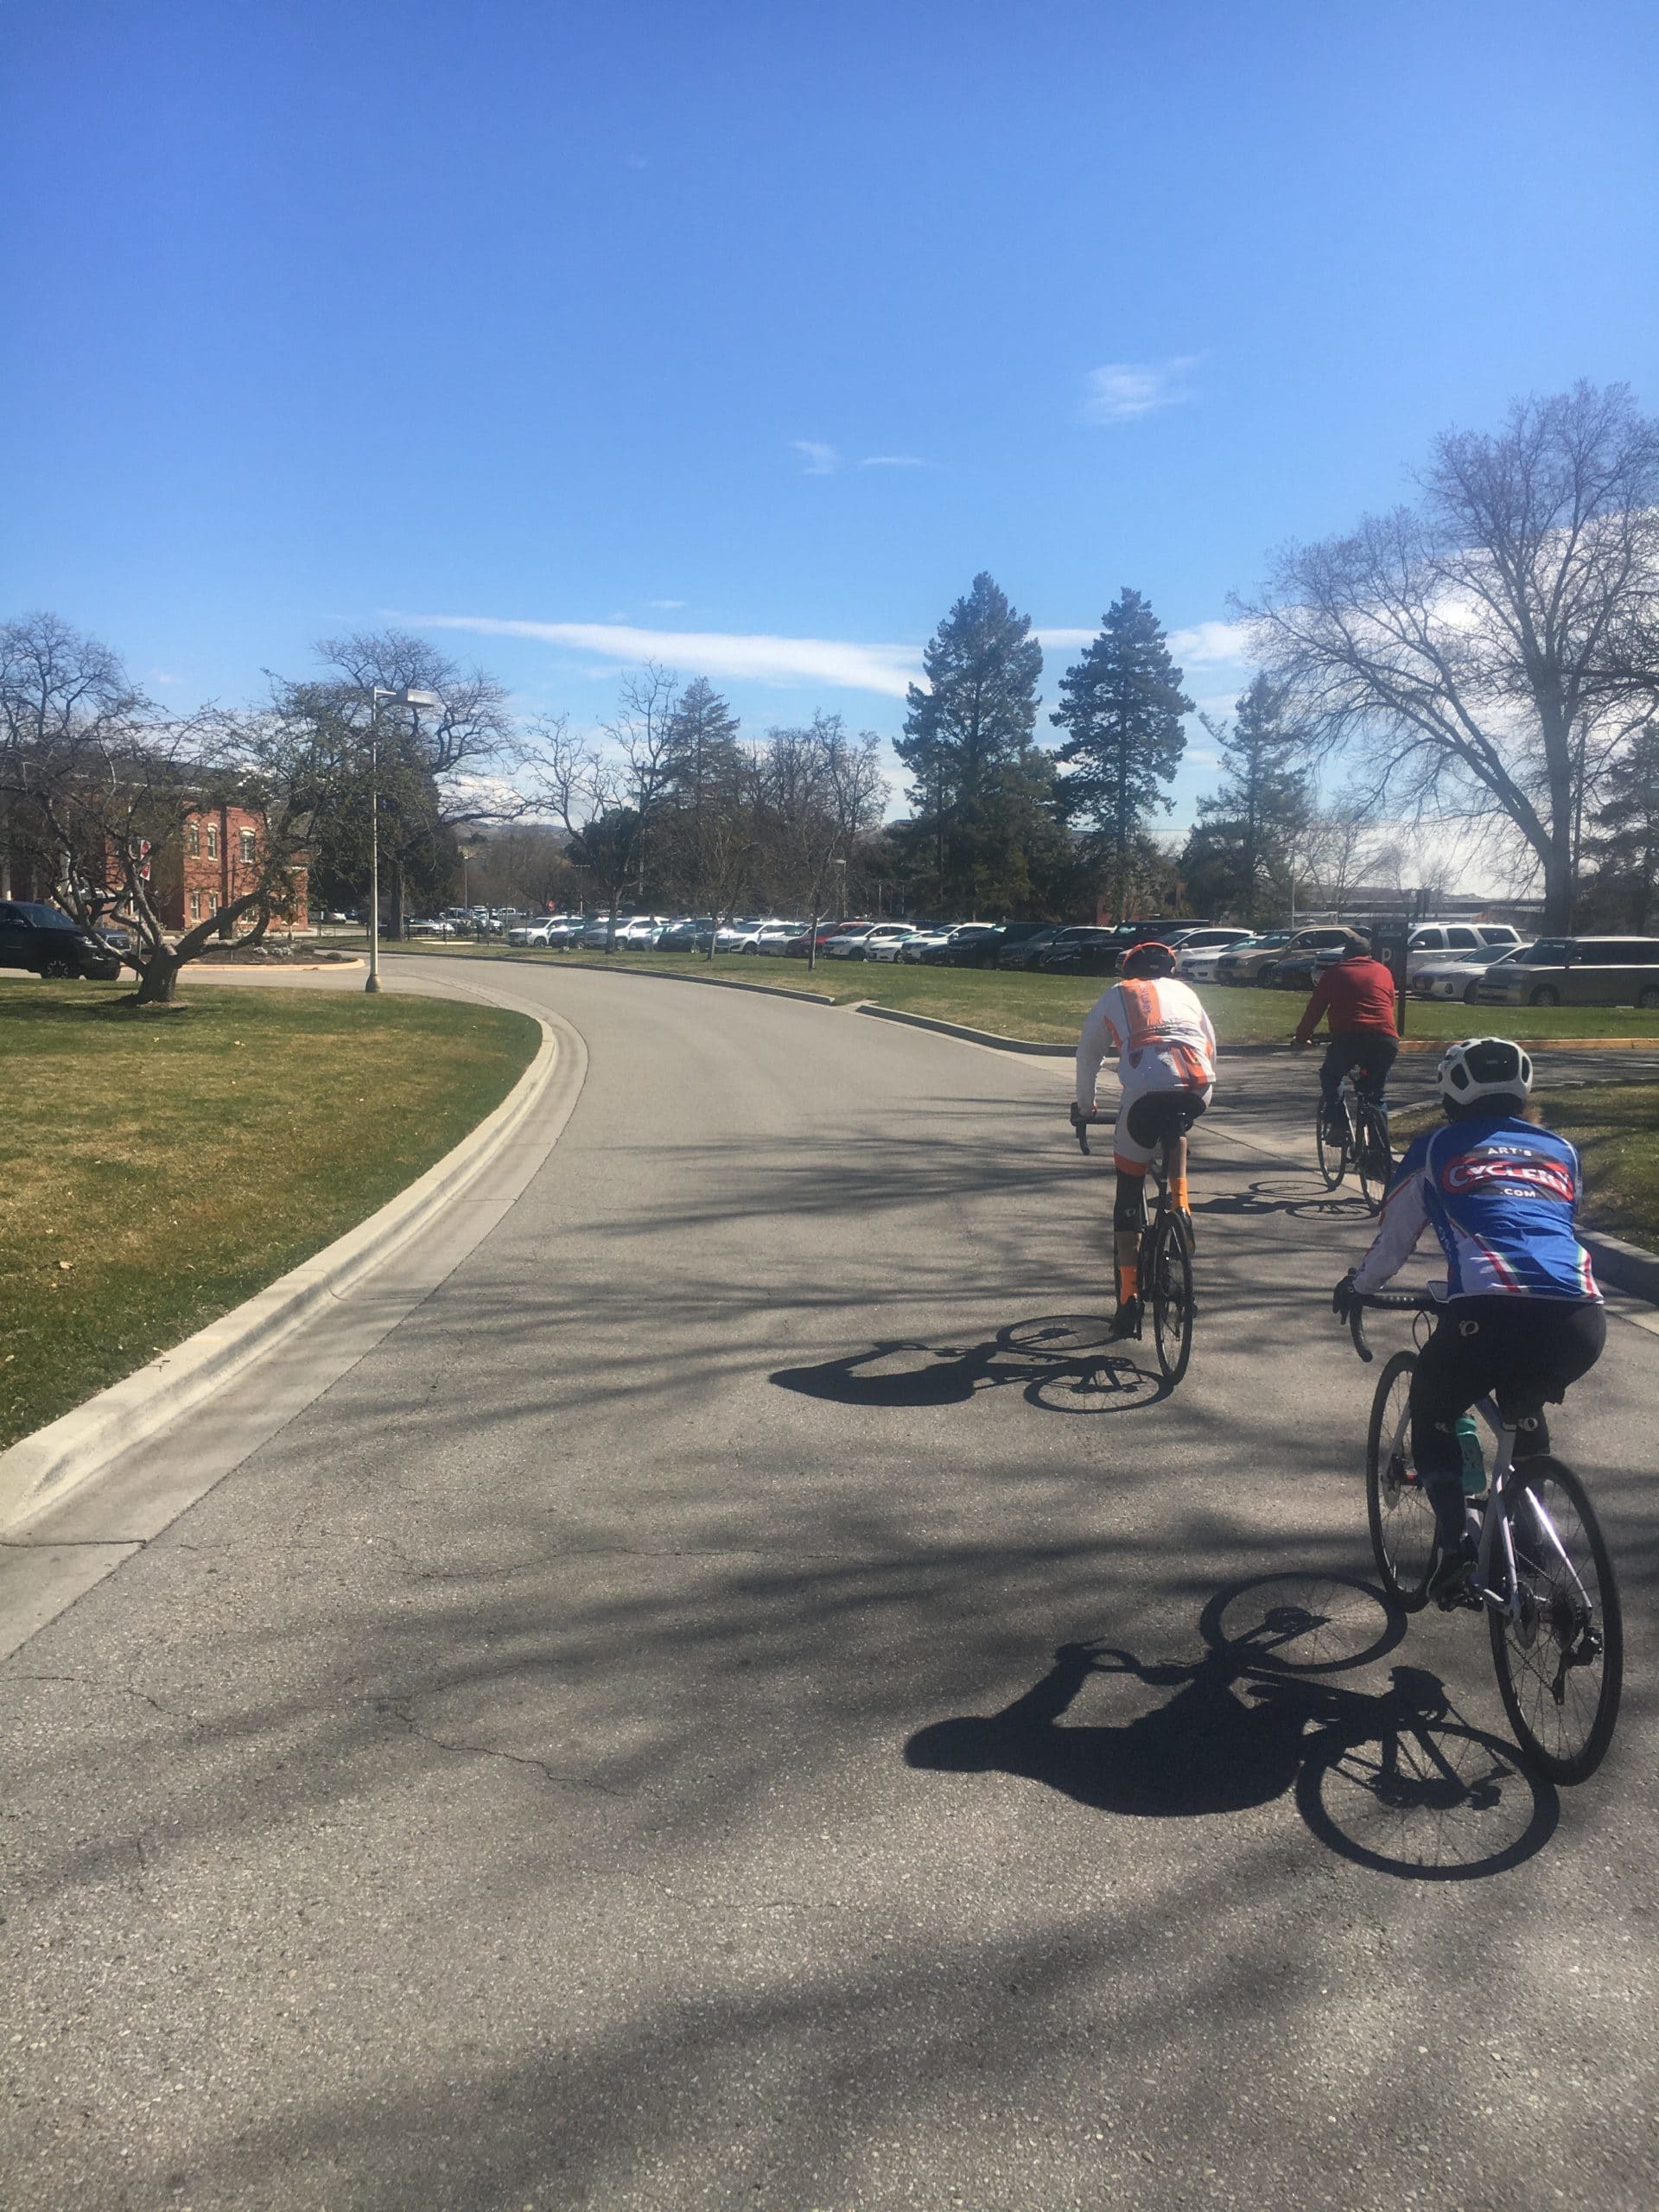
[1474,936,1659,1009]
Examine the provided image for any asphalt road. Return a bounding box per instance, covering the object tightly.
[4,962,1656,2212]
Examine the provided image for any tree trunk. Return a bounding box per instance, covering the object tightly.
[393,861,407,941]
[1541,846,1574,936]
[135,951,181,1005]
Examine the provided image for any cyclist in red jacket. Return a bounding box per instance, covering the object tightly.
[1292,938,1400,1140]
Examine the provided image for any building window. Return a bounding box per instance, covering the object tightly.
[186,822,200,857]
[188,889,201,921]
[206,824,219,861]
[238,828,257,864]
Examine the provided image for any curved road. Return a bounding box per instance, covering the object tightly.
[4,960,1656,2211]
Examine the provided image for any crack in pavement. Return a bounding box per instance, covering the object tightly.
[377,1699,626,1795]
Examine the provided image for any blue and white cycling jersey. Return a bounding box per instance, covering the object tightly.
[1352,1112,1599,1302]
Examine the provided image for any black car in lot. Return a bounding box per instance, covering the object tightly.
[1038,926,1123,976]
[0,900,124,981]
[922,923,1004,967]
[995,925,1066,970]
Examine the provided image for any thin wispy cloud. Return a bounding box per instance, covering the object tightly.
[1081,355,1199,423]
[858,454,932,469]
[648,598,687,610]
[791,439,841,475]
[405,613,923,699]
[1033,618,1249,664]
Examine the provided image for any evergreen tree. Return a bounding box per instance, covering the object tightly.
[658,677,742,909]
[1180,674,1310,925]
[1580,720,1659,930]
[1052,589,1192,918]
[895,573,1046,912]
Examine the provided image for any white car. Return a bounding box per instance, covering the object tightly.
[1411,943,1535,1002]
[750,920,805,955]
[898,926,956,963]
[616,915,669,948]
[505,918,556,946]
[1405,921,1524,977]
[1174,927,1255,981]
[406,917,457,938]
[865,927,925,963]
[823,923,884,958]
[715,917,765,951]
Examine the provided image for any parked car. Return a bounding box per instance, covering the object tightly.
[785,921,867,957]
[1212,931,1294,984]
[1262,927,1372,989]
[655,917,715,950]
[1038,926,1123,976]
[406,917,458,938]
[1410,944,1534,1003]
[865,927,925,963]
[991,925,1062,970]
[749,919,806,955]
[919,923,1002,967]
[0,900,124,981]
[1175,928,1255,981]
[716,917,768,951]
[897,925,957,962]
[1404,920,1524,976]
[505,918,556,946]
[1473,936,1659,1009]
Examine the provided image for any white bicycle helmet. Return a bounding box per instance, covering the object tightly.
[1436,1035,1533,1109]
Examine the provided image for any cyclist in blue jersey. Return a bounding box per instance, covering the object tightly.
[1332,1037,1605,1603]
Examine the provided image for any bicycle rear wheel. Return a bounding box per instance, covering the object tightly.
[1489,1457,1622,1784]
[1366,1350,1435,1610]
[1357,1109,1393,1215]
[1147,1213,1193,1388]
[1316,1101,1348,1190]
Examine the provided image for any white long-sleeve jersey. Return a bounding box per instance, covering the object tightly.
[1075,976,1218,1113]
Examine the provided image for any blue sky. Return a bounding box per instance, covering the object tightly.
[5,0,1656,830]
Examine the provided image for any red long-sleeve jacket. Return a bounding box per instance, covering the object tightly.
[1293,957,1399,1045]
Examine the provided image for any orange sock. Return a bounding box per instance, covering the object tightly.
[1117,1262,1138,1304]
[1170,1173,1190,1212]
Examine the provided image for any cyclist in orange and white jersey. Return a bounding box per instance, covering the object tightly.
[1074,941,1217,1337]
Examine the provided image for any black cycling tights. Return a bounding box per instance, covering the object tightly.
[1410,1297,1606,1544]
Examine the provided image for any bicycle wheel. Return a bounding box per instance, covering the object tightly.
[1147,1212,1194,1387]
[1366,1351,1435,1610]
[1316,1101,1347,1190]
[1489,1457,1622,1784]
[1357,1109,1393,1215]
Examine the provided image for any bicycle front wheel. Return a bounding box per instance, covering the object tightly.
[1490,1457,1622,1784]
[1316,1104,1347,1190]
[1366,1350,1435,1610]
[1147,1214,1194,1388]
[1357,1110,1393,1215]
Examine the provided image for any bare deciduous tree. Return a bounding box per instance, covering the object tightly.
[526,665,680,945]
[1243,383,1659,932]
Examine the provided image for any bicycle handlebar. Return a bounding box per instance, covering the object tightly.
[1345,1287,1437,1364]
[1070,1104,1093,1155]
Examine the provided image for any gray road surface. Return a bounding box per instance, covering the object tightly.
[3,962,1656,2211]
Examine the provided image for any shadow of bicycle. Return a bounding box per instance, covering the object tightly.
[905,1571,1557,1880]
[770,1313,1168,1417]
[1197,1174,1370,1224]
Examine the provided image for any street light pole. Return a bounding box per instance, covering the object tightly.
[365,685,444,995]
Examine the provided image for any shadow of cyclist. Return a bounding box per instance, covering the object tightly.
[904,1575,1558,1878]
[770,1315,1166,1415]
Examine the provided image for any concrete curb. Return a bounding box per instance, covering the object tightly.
[198,957,365,974]
[0,1015,558,1535]
[853,1002,1071,1056]
[1580,1230,1659,1303]
[380,944,833,1007]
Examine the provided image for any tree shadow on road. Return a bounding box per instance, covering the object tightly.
[905,1571,1557,1880]
[770,1312,1168,1415]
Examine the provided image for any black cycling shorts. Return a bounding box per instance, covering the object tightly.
[1410,1296,1605,1485]
[1115,1086,1208,1173]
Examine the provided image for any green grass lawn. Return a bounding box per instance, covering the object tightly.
[0,982,539,1448]
[388,942,1659,1049]
[1388,1084,1659,1251]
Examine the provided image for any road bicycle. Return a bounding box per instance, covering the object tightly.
[1072,1110,1194,1387]
[1318,1070,1394,1213]
[1347,1288,1622,1783]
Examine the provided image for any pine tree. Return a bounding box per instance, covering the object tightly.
[1052,589,1192,918]
[895,573,1046,912]
[659,677,741,910]
[1581,720,1659,931]
[1180,674,1310,925]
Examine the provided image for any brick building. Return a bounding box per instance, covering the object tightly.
[137,803,309,935]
